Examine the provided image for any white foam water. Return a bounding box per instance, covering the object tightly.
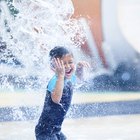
[0,0,86,90]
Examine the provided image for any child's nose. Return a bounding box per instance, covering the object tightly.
[65,63,70,68]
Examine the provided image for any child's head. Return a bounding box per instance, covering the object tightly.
[49,46,72,60]
[49,46,75,78]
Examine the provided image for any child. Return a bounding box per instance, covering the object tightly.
[35,46,89,140]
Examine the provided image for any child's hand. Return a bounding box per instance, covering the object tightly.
[54,58,65,78]
[77,61,90,69]
[76,61,90,80]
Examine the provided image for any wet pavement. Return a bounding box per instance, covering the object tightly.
[0,115,140,140]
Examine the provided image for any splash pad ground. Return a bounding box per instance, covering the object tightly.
[0,91,140,140]
[0,115,140,140]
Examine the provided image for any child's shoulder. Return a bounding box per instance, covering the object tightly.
[65,74,76,85]
[71,74,76,83]
[47,75,57,93]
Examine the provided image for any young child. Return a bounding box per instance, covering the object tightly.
[35,46,89,140]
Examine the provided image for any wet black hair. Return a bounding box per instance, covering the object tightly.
[49,46,73,60]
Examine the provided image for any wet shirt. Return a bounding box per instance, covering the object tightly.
[47,74,76,111]
[35,74,76,137]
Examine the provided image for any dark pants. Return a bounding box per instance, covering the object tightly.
[36,132,67,140]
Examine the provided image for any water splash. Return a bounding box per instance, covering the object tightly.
[0,0,86,91]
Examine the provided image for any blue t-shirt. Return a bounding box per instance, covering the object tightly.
[47,74,76,93]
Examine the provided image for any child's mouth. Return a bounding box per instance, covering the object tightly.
[65,69,72,75]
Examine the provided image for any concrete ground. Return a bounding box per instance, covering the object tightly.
[0,115,140,140]
[0,90,140,140]
[1,90,140,107]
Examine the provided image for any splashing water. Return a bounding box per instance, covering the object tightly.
[0,0,86,91]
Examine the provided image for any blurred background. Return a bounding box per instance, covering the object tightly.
[0,0,140,139]
[72,0,140,92]
[0,0,140,92]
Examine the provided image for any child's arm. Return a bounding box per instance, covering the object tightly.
[75,61,90,81]
[51,58,65,104]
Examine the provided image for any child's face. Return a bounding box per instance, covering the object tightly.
[61,54,75,79]
[50,54,75,79]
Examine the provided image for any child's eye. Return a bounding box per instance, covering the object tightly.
[69,61,73,64]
